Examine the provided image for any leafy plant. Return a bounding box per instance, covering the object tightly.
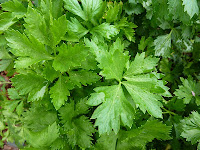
[0,0,200,149]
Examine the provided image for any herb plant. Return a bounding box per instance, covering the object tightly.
[0,0,200,149]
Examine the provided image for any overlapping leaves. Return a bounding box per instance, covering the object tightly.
[86,38,171,134]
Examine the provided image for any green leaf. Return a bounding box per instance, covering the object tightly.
[11,74,48,101]
[174,77,200,105]
[115,17,137,42]
[123,53,170,118]
[124,53,159,77]
[68,116,95,149]
[16,101,24,116]
[59,100,95,148]
[103,1,123,23]
[150,0,170,26]
[24,6,48,45]
[122,80,163,118]
[86,38,128,81]
[51,0,63,19]
[6,30,52,68]
[90,23,119,39]
[50,137,70,150]
[68,70,101,88]
[23,106,57,132]
[63,0,104,23]
[168,0,190,24]
[124,2,144,15]
[40,0,63,20]
[94,132,118,150]
[99,50,128,81]
[181,111,200,145]
[7,88,21,100]
[138,36,154,51]
[0,46,11,59]
[0,59,12,72]
[182,0,199,18]
[67,17,89,40]
[50,75,70,110]
[80,53,98,70]
[63,0,86,20]
[25,5,67,47]
[81,0,104,22]
[2,100,20,113]
[43,62,60,82]
[50,15,68,46]
[1,0,27,18]
[53,43,88,72]
[118,120,171,149]
[24,122,59,148]
[154,33,172,57]
[0,12,16,32]
[87,84,135,135]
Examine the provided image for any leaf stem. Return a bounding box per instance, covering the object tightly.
[0,81,12,85]
[162,107,176,116]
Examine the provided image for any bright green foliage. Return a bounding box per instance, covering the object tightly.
[81,0,104,23]
[118,120,172,149]
[6,30,52,68]
[63,0,86,20]
[94,132,118,150]
[7,88,21,100]
[0,0,27,32]
[1,0,26,18]
[24,6,67,47]
[63,0,104,23]
[0,59,12,72]
[168,0,190,23]
[67,17,89,40]
[59,99,95,148]
[123,53,171,118]
[103,2,123,23]
[22,106,57,132]
[182,0,199,18]
[11,74,47,101]
[24,122,59,148]
[181,111,200,145]
[88,85,135,135]
[0,12,16,32]
[154,33,172,57]
[86,38,128,81]
[87,40,170,134]
[53,43,88,72]
[1,0,200,149]
[90,23,119,39]
[42,62,60,82]
[115,17,137,42]
[68,70,101,87]
[49,75,70,110]
[174,77,200,105]
[97,44,128,81]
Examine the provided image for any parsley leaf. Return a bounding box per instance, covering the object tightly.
[154,33,172,57]
[11,74,48,101]
[24,122,59,148]
[182,0,199,18]
[53,43,88,72]
[87,85,135,135]
[49,75,70,110]
[181,111,200,145]
[174,77,200,105]
[59,99,95,148]
[6,30,53,68]
[118,120,172,149]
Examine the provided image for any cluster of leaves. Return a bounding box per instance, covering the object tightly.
[0,0,200,149]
